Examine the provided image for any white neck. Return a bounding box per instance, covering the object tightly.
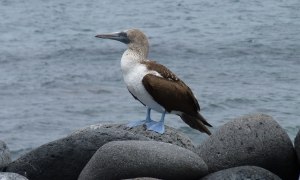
[121,49,144,75]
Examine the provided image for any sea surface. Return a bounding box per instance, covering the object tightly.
[1,0,299,159]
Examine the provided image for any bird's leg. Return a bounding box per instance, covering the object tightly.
[144,108,157,128]
[127,108,155,128]
[147,111,166,134]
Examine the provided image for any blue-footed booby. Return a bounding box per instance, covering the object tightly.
[95,29,212,135]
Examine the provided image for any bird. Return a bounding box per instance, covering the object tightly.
[95,29,212,135]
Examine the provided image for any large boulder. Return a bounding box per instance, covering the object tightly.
[295,129,300,165]
[200,166,281,180]
[76,123,196,151]
[78,140,208,180]
[0,140,11,167]
[0,172,28,180]
[3,128,148,180]
[197,114,299,180]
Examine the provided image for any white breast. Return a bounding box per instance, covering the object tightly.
[120,51,165,113]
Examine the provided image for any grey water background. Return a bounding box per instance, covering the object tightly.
[0,0,299,159]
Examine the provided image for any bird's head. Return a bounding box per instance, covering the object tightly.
[95,29,149,58]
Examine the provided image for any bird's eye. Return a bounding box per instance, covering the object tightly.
[119,32,127,38]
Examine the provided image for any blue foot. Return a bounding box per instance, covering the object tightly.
[127,107,156,128]
[147,122,165,134]
[126,120,147,128]
[147,111,166,134]
[145,120,157,128]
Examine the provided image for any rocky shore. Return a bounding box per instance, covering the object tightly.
[0,113,299,180]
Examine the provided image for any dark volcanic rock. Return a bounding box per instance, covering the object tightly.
[0,140,11,167]
[295,129,300,165]
[78,140,208,180]
[197,114,299,180]
[0,172,29,180]
[200,166,281,180]
[4,128,148,180]
[79,123,196,151]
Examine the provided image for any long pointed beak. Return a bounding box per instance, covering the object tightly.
[95,32,129,44]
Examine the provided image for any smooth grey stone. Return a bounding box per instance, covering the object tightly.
[0,172,28,180]
[197,113,299,180]
[78,140,208,180]
[200,166,281,180]
[4,128,148,180]
[295,129,300,165]
[0,140,11,167]
[80,123,196,152]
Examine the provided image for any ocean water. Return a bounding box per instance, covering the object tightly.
[0,0,299,159]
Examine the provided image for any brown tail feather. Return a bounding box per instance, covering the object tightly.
[180,113,212,135]
[197,113,213,127]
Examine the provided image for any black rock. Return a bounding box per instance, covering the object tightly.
[96,123,196,151]
[78,140,208,180]
[295,129,300,165]
[0,140,12,167]
[4,128,148,180]
[197,114,299,180]
[200,166,281,180]
[0,172,29,180]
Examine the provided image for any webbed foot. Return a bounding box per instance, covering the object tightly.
[147,121,165,134]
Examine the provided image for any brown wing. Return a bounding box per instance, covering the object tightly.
[142,60,200,111]
[142,74,200,116]
[141,60,180,82]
